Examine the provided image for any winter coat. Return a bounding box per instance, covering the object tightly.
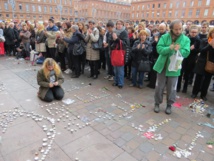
[153,33,190,76]
[85,27,100,61]
[4,27,16,45]
[35,30,46,52]
[110,29,130,64]
[20,30,31,43]
[63,30,82,55]
[131,39,152,67]
[37,69,64,99]
[46,25,58,48]
[63,28,73,48]
[150,31,167,62]
[194,43,214,75]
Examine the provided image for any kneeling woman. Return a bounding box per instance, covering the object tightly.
[37,58,64,102]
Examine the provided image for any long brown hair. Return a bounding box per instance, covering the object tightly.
[42,58,61,79]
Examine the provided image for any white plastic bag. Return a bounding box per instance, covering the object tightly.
[168,50,184,72]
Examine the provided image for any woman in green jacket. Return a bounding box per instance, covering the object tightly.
[153,20,190,115]
[37,58,64,102]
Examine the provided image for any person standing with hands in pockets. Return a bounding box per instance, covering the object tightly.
[153,20,190,115]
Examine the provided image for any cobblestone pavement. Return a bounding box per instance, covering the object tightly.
[0,56,213,161]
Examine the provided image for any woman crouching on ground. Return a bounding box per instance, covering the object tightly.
[37,58,64,102]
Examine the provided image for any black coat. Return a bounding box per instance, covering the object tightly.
[63,31,81,54]
[131,40,152,67]
[150,31,167,62]
[4,27,16,45]
[110,30,130,64]
[194,43,214,75]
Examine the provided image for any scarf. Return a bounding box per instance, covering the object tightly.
[114,26,125,36]
[128,33,133,38]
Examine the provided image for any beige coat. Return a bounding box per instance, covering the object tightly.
[37,69,64,99]
[85,28,100,61]
[46,31,57,48]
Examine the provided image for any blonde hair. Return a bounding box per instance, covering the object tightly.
[42,58,61,79]
[139,30,148,37]
[37,23,44,32]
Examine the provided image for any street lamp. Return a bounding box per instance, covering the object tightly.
[57,0,63,20]
[8,0,16,19]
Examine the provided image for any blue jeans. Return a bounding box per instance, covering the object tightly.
[131,67,144,86]
[105,49,114,76]
[114,66,124,86]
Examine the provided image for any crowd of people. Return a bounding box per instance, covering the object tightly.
[0,18,213,114]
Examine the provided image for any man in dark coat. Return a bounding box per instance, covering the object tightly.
[4,22,16,56]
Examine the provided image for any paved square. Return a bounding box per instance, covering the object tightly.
[0,57,213,161]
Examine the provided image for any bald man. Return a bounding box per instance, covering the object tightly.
[147,23,168,89]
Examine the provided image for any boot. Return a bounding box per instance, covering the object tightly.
[165,105,172,115]
[154,104,160,113]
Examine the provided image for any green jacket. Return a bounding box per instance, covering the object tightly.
[37,69,64,99]
[153,33,190,76]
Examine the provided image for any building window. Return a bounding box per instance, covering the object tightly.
[190,1,194,7]
[44,6,47,12]
[152,4,155,9]
[44,0,46,2]
[146,12,149,17]
[6,14,9,17]
[4,2,8,10]
[182,10,185,17]
[168,11,172,17]
[176,2,179,8]
[132,6,134,11]
[50,6,52,13]
[196,9,200,17]
[136,13,138,18]
[158,4,160,8]
[55,7,58,13]
[188,9,192,17]
[204,9,208,16]
[169,3,172,8]
[19,4,22,11]
[70,9,72,15]
[142,12,144,18]
[54,0,56,3]
[142,5,144,10]
[152,12,154,17]
[206,0,210,6]
[132,13,134,18]
[33,15,36,19]
[175,11,178,17]
[32,5,35,12]
[163,3,166,8]
[162,11,166,17]
[39,15,42,19]
[70,0,72,5]
[38,6,42,12]
[49,0,52,3]
[65,8,68,13]
[26,4,29,12]
[137,5,139,10]
[183,2,186,7]
[65,0,67,5]
[20,15,23,18]
[157,12,160,17]
[198,0,202,6]
[147,4,150,9]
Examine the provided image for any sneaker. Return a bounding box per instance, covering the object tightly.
[129,84,136,87]
[64,69,71,74]
[25,57,30,60]
[165,105,172,115]
[154,104,160,113]
[108,76,114,81]
[104,75,111,79]
[139,85,143,89]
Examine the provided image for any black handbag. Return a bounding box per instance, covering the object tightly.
[138,60,151,72]
[92,37,103,50]
[73,42,84,56]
